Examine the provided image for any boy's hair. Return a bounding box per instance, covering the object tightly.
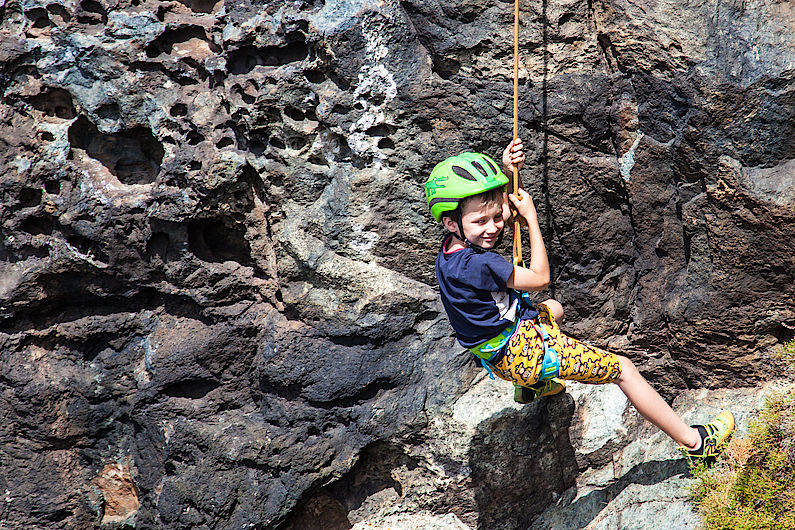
[443,187,505,222]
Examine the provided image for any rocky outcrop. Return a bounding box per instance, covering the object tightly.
[300,376,787,530]
[0,0,793,527]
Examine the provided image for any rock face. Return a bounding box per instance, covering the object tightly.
[0,0,792,528]
[314,375,787,530]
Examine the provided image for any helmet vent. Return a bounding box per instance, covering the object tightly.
[451,165,477,181]
[482,157,498,174]
[471,160,489,177]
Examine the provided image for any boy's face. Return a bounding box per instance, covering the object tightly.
[444,197,505,249]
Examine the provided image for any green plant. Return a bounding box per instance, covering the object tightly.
[690,340,795,530]
[778,338,795,372]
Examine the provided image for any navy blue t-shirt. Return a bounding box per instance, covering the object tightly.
[436,235,540,348]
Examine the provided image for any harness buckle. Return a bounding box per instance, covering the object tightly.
[533,320,560,381]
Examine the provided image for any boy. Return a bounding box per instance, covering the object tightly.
[424,139,735,463]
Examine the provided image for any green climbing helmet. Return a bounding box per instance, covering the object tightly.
[425,152,509,222]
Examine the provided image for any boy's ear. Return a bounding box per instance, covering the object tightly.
[441,215,458,233]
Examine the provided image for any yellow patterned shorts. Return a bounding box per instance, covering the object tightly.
[493,303,622,387]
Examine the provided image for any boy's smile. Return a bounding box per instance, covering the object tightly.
[444,198,505,250]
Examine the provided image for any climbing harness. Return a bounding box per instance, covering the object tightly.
[529,319,560,380]
[468,310,519,380]
[469,292,561,382]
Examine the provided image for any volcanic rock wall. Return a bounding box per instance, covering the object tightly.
[0,0,793,527]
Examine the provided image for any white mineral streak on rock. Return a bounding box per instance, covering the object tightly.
[161,421,174,444]
[619,130,644,181]
[319,1,397,166]
[13,156,31,174]
[348,222,380,254]
[134,334,155,384]
[59,238,110,268]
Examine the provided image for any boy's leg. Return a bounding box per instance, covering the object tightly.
[497,311,566,402]
[615,356,735,460]
[510,300,565,403]
[498,302,570,388]
[614,356,700,449]
[539,298,564,323]
[542,316,734,454]
[553,334,723,450]
[498,304,735,455]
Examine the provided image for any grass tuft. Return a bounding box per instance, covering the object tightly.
[689,339,795,530]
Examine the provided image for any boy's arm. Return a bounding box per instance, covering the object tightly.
[505,188,550,291]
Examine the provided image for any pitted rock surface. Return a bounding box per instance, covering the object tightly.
[0,0,793,527]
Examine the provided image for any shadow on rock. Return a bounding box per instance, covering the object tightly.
[279,441,417,530]
[469,392,578,530]
[531,457,691,529]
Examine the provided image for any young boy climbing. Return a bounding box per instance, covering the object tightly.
[424,139,735,463]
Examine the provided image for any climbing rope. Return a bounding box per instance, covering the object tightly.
[511,0,523,266]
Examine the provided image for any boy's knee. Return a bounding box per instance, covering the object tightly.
[541,298,564,323]
[616,355,639,381]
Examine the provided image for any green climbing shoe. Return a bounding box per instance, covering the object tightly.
[679,410,735,465]
[513,379,566,404]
